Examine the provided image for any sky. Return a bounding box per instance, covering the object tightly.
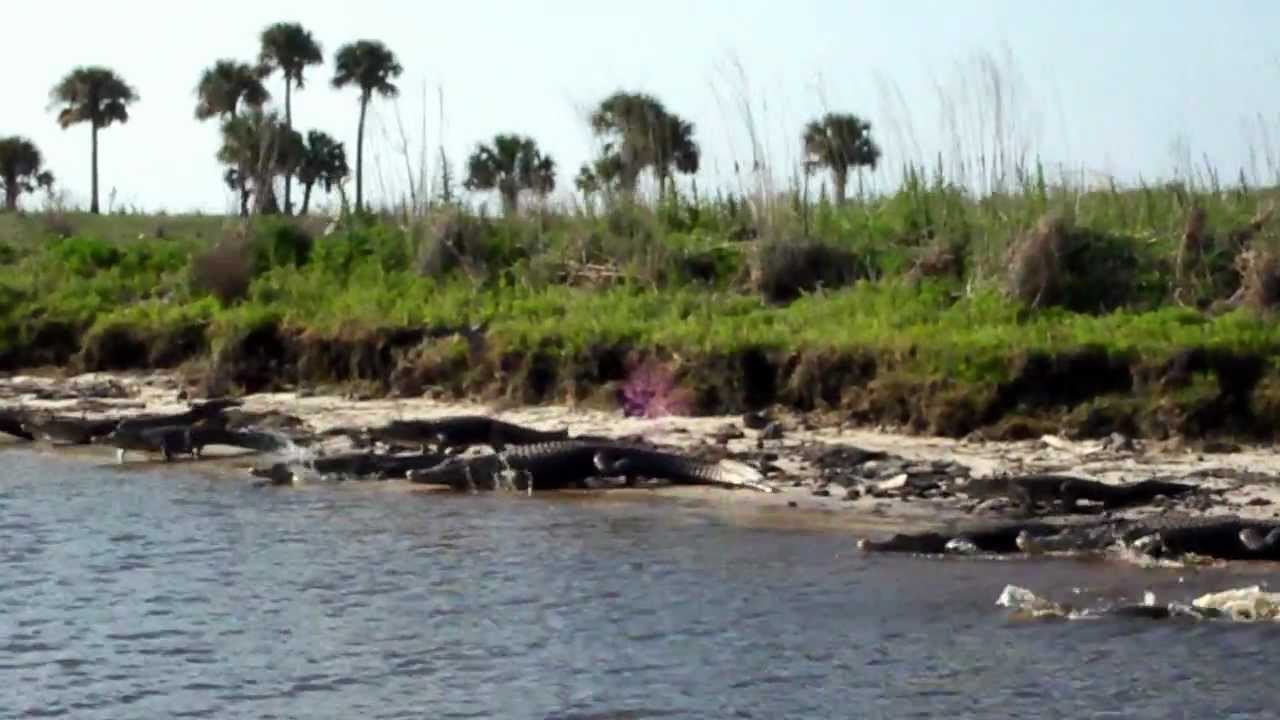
[7,0,1280,213]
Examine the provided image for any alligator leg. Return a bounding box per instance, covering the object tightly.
[594,452,641,487]
[1058,479,1080,514]
[1007,483,1037,517]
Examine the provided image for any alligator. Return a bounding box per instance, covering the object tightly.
[405,440,774,493]
[111,399,242,435]
[249,451,448,485]
[94,424,292,463]
[361,416,571,453]
[0,409,34,441]
[17,399,243,448]
[858,515,1280,563]
[21,415,120,445]
[960,474,1198,515]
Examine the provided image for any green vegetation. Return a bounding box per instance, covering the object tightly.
[2,173,1280,440]
[7,21,1280,440]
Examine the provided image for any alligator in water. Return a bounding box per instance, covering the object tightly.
[360,416,570,453]
[405,439,773,493]
[960,474,1198,515]
[249,451,448,485]
[858,515,1280,563]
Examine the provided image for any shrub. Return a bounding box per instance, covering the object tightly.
[191,235,253,305]
[416,210,495,281]
[1004,213,1157,313]
[751,238,863,304]
[250,219,313,272]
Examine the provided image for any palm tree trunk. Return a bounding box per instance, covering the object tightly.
[301,182,314,214]
[832,168,847,206]
[3,179,17,212]
[90,123,100,214]
[355,91,368,214]
[283,79,293,215]
[501,189,519,217]
[620,163,640,201]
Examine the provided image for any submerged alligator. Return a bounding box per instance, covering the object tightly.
[250,451,448,485]
[858,515,1280,562]
[960,474,1199,515]
[357,415,571,453]
[405,439,774,493]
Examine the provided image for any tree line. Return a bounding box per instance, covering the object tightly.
[0,21,882,216]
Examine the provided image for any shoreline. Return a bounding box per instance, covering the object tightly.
[4,370,1280,548]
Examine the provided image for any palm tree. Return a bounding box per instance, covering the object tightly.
[258,22,323,215]
[590,91,667,196]
[0,137,54,212]
[332,39,402,213]
[462,134,556,216]
[195,60,270,121]
[48,67,137,214]
[802,112,881,205]
[589,91,698,199]
[295,130,349,214]
[217,109,297,216]
[653,113,699,198]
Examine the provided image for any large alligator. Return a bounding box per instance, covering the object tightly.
[361,415,570,453]
[249,451,448,485]
[405,440,774,493]
[94,424,291,463]
[16,399,244,448]
[857,515,1280,562]
[960,474,1199,515]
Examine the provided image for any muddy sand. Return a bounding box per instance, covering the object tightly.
[3,370,1280,543]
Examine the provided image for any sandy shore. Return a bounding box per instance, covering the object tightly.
[4,370,1280,541]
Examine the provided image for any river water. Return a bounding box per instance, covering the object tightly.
[2,449,1280,719]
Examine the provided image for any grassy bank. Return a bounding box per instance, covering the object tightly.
[4,177,1280,441]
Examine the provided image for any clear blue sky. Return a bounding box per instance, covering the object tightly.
[8,0,1280,213]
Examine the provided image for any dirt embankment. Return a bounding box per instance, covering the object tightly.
[5,317,1280,445]
[3,371,1280,542]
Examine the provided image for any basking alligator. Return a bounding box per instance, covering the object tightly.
[0,409,34,441]
[858,515,1280,562]
[21,415,120,445]
[249,451,448,485]
[17,399,243,448]
[961,474,1198,515]
[362,416,570,453]
[95,424,291,463]
[405,439,773,493]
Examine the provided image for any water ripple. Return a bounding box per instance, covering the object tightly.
[1,448,1279,718]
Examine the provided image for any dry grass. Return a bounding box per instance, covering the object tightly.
[1005,212,1070,308]
[190,231,253,305]
[1238,248,1280,312]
